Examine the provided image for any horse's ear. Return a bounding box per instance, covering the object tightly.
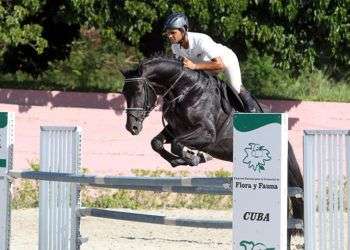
[120,69,128,78]
[120,68,139,78]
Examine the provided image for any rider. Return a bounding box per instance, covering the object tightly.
[164,13,258,112]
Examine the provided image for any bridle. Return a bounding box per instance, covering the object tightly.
[123,71,185,121]
[124,77,157,122]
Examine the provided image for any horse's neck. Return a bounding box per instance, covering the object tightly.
[153,66,186,94]
[164,71,207,104]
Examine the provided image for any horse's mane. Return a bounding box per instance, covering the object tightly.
[141,52,221,86]
[140,53,182,66]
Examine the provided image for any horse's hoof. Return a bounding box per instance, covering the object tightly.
[197,152,213,163]
[188,156,200,166]
[171,156,201,167]
[170,158,187,167]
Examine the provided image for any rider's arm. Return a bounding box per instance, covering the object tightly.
[183,34,225,72]
[183,57,224,72]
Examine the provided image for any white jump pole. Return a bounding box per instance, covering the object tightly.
[304,130,350,250]
[39,126,82,250]
[233,113,288,250]
[0,112,15,250]
[0,113,84,250]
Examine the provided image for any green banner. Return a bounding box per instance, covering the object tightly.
[0,112,8,129]
[233,113,281,132]
[0,159,6,168]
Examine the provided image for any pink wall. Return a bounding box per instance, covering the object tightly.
[1,88,349,176]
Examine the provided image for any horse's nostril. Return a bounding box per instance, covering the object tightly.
[132,126,138,132]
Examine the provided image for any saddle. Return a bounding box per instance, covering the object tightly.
[210,76,270,114]
[209,75,244,115]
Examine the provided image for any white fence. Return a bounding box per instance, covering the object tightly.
[39,127,82,250]
[304,130,350,250]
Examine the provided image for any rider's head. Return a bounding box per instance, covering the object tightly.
[164,13,189,44]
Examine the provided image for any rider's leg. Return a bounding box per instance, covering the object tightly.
[238,87,258,113]
[222,51,257,112]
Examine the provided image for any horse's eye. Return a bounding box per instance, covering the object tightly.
[136,86,143,93]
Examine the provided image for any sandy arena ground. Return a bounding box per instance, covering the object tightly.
[11,208,303,250]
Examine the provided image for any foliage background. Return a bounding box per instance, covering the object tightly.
[0,0,349,101]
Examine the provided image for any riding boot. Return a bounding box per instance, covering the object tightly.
[239,88,258,112]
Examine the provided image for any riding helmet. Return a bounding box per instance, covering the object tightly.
[164,13,189,31]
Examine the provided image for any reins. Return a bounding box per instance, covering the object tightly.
[123,69,186,113]
[124,67,192,139]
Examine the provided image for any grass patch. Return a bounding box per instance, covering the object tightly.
[12,180,39,209]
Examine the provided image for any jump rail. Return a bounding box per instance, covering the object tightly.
[8,170,303,196]
[79,208,232,229]
[9,171,233,188]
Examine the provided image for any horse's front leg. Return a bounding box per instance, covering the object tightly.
[170,141,213,167]
[151,127,188,167]
[176,121,217,150]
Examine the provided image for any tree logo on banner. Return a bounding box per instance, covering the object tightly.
[240,240,275,250]
[242,143,271,172]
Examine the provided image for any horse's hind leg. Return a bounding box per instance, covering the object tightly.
[287,142,304,220]
[287,142,304,246]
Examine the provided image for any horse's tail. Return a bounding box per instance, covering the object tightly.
[288,142,304,220]
[255,96,303,219]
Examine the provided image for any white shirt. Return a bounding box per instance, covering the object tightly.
[171,32,231,63]
[171,32,243,91]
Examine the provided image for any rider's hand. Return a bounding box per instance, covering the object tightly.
[182,57,197,70]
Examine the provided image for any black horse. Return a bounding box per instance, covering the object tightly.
[122,56,303,221]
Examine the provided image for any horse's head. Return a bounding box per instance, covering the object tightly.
[122,57,183,135]
[122,67,158,135]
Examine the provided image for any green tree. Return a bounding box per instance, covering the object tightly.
[1,0,349,79]
[94,0,349,77]
[0,1,47,56]
[1,1,82,75]
[242,0,350,77]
